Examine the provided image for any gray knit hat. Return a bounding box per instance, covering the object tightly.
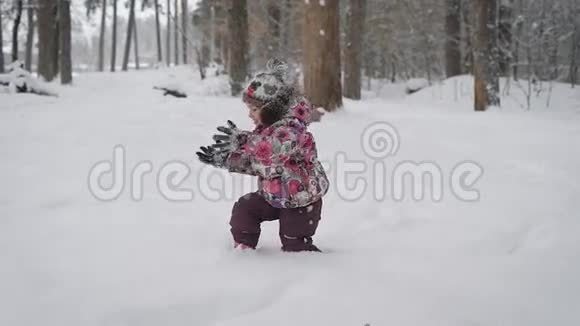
[242,59,295,125]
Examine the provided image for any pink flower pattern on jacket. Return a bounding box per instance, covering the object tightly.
[225,97,329,208]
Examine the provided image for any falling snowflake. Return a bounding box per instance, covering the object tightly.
[319,29,325,36]
[319,0,326,6]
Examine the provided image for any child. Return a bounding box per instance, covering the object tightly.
[196,63,329,252]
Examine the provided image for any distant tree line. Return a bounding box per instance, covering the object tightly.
[1,0,578,111]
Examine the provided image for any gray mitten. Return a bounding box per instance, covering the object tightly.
[211,120,248,154]
[196,145,231,168]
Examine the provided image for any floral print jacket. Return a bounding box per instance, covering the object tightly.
[224,97,329,208]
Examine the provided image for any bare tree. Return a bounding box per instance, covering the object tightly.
[133,13,140,70]
[38,0,58,81]
[227,0,248,95]
[181,0,188,64]
[25,0,35,71]
[154,0,163,63]
[546,3,561,81]
[246,0,301,69]
[445,0,461,77]
[220,5,229,70]
[182,0,574,96]
[303,0,342,111]
[474,0,500,111]
[512,0,523,80]
[570,0,579,87]
[52,4,59,74]
[193,0,230,68]
[59,0,72,84]
[174,0,179,64]
[194,46,206,79]
[498,0,513,76]
[462,0,475,74]
[192,0,209,67]
[111,0,117,71]
[344,0,366,100]
[98,0,107,71]
[266,2,281,59]
[12,0,24,62]
[488,0,500,100]
[0,6,4,73]
[280,0,295,62]
[121,0,136,71]
[209,1,215,63]
[166,0,171,66]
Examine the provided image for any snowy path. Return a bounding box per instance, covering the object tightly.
[1,69,580,326]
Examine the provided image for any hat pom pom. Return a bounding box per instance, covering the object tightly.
[266,58,288,80]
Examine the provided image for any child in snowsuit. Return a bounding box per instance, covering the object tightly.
[196,63,329,252]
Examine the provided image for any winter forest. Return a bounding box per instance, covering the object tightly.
[1,0,578,109]
[1,1,580,326]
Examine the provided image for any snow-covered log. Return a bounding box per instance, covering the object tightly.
[0,61,58,96]
[405,78,429,94]
[153,85,188,98]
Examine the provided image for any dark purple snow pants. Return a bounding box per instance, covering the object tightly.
[230,192,322,252]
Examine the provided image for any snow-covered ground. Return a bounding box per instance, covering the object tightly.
[1,67,580,326]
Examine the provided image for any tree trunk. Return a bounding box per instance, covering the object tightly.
[133,15,140,70]
[204,3,214,66]
[221,29,229,70]
[537,0,548,80]
[121,0,136,71]
[498,0,513,76]
[201,36,210,68]
[267,2,281,59]
[213,30,222,65]
[390,54,397,83]
[194,46,206,79]
[37,0,58,81]
[111,0,118,71]
[227,0,248,95]
[154,0,163,63]
[98,0,107,71]
[343,0,365,99]
[570,10,579,87]
[181,0,188,64]
[209,3,215,63]
[0,7,4,73]
[174,0,179,65]
[12,0,24,62]
[513,0,523,80]
[166,0,171,66]
[378,54,386,79]
[548,7,559,81]
[303,0,342,111]
[488,0,500,104]
[53,9,59,74]
[445,0,462,78]
[280,0,292,61]
[25,0,35,71]
[197,1,210,67]
[59,0,72,84]
[363,47,375,91]
[474,0,500,111]
[462,1,474,74]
